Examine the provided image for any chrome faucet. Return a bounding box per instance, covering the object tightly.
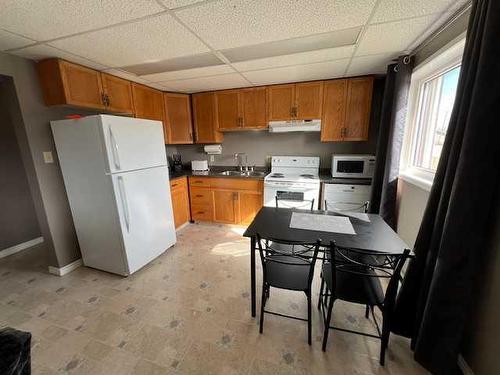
[234,153,248,172]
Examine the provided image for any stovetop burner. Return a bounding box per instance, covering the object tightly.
[300,174,315,179]
[270,173,284,178]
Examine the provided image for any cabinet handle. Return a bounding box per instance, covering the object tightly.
[101,92,107,106]
[195,194,203,198]
[233,192,238,200]
[196,211,205,214]
[189,131,193,140]
[171,183,178,187]
[105,94,110,107]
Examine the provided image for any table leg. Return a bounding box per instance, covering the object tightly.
[250,235,256,317]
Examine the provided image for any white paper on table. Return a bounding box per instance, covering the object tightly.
[289,212,356,235]
[332,211,371,223]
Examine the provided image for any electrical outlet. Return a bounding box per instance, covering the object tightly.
[43,151,54,164]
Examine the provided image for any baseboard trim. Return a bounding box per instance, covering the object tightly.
[48,258,83,276]
[458,355,474,375]
[0,237,44,259]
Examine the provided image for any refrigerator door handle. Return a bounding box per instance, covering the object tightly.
[109,127,121,170]
[118,176,130,232]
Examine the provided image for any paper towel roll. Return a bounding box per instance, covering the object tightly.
[204,144,222,154]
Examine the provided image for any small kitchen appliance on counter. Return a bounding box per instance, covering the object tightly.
[172,153,183,172]
[191,160,209,172]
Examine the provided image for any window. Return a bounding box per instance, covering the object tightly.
[412,65,461,171]
[400,37,465,190]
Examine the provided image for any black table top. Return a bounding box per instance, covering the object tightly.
[243,207,411,255]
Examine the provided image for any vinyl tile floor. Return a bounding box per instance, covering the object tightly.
[0,223,428,375]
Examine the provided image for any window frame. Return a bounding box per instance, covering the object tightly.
[400,36,466,191]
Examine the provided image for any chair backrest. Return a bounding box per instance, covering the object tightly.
[256,234,321,286]
[324,200,369,213]
[276,196,315,211]
[325,241,411,310]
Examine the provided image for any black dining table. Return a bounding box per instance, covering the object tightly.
[243,207,411,317]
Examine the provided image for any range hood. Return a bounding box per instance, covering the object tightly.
[268,119,321,133]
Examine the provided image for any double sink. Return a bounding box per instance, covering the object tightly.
[218,170,267,177]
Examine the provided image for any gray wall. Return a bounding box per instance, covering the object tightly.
[168,77,384,170]
[0,52,96,268]
[0,77,41,250]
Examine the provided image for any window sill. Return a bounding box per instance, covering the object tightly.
[399,170,433,192]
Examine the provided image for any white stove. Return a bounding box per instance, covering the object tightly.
[264,156,321,209]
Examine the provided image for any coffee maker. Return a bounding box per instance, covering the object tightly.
[171,153,183,172]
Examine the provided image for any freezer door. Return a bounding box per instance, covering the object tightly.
[112,166,176,274]
[100,115,167,173]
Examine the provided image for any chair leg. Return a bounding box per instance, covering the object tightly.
[307,291,312,345]
[365,305,370,319]
[322,294,335,351]
[259,283,267,334]
[379,311,390,366]
[318,277,325,310]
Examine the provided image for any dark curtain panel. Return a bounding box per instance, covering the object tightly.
[369,56,414,229]
[392,0,500,373]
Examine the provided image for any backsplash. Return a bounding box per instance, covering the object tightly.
[166,77,384,170]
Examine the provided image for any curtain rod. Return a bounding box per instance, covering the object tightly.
[411,1,472,56]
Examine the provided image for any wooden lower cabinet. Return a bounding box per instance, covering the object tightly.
[188,177,263,225]
[170,177,190,229]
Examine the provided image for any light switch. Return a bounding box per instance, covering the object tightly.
[43,151,54,164]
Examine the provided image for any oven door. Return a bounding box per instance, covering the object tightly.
[264,183,318,209]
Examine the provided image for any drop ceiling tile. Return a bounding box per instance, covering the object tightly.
[347,53,397,76]
[371,0,463,24]
[161,0,208,9]
[101,69,150,84]
[49,13,210,67]
[176,0,376,50]
[242,59,350,86]
[232,45,355,72]
[0,29,34,51]
[356,14,438,56]
[222,27,360,63]
[0,0,165,41]
[159,73,250,93]
[10,44,108,70]
[142,65,235,82]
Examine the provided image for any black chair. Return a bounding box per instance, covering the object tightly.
[324,200,369,213]
[319,242,411,365]
[276,196,315,211]
[256,234,321,345]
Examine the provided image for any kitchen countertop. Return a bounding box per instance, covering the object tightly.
[171,169,372,184]
[169,167,268,181]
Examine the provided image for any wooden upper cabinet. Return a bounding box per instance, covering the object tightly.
[131,83,164,121]
[101,73,134,114]
[163,93,193,144]
[240,87,267,129]
[215,90,240,130]
[192,92,223,144]
[295,82,323,120]
[344,77,374,141]
[267,84,295,121]
[321,77,373,142]
[321,79,348,142]
[37,59,105,110]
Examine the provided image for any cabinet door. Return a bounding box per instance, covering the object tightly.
[131,84,165,141]
[213,190,238,223]
[164,93,193,144]
[170,178,190,229]
[295,81,323,120]
[132,84,164,122]
[216,90,240,130]
[239,192,263,225]
[344,77,373,141]
[60,60,105,109]
[267,84,295,121]
[101,73,134,114]
[192,92,223,144]
[321,79,347,142]
[241,87,267,129]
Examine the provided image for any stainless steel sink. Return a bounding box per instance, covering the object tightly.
[219,170,266,177]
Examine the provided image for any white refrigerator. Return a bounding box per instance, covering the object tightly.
[51,115,176,276]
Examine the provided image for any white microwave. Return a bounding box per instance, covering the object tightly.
[331,154,376,178]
